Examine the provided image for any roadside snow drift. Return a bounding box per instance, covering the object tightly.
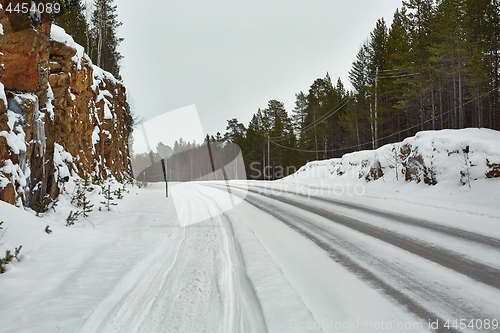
[288,128,500,186]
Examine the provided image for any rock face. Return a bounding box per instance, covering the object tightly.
[0,3,132,211]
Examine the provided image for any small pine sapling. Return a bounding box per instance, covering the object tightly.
[0,233,15,273]
[1,246,23,273]
[83,177,95,192]
[425,145,438,185]
[101,185,118,211]
[66,211,80,226]
[0,250,14,273]
[71,181,84,206]
[128,177,134,186]
[4,250,14,263]
[74,179,94,217]
[0,258,5,273]
[45,225,52,234]
[92,176,104,187]
[113,187,124,200]
[82,195,94,217]
[121,182,130,194]
[72,178,95,217]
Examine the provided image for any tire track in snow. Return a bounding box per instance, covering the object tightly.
[245,184,500,250]
[194,184,338,333]
[233,185,500,290]
[79,183,267,333]
[212,184,500,333]
[77,188,230,332]
[190,185,268,333]
[77,231,186,333]
[239,193,461,333]
[135,189,227,332]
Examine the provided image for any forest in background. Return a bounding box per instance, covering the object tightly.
[213,0,500,180]
[130,0,500,181]
[138,0,500,181]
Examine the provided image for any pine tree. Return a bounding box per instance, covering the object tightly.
[291,92,308,137]
[403,0,435,130]
[53,0,89,50]
[303,76,330,160]
[368,18,389,148]
[488,0,500,129]
[266,100,294,173]
[463,0,495,128]
[245,110,267,179]
[72,178,94,217]
[349,42,373,149]
[66,211,80,226]
[431,0,470,129]
[349,42,371,100]
[91,0,123,78]
[222,119,246,179]
[384,8,413,138]
[224,119,246,145]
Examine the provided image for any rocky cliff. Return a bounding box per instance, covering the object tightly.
[0,2,132,211]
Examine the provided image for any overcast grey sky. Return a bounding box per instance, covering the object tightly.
[116,0,403,141]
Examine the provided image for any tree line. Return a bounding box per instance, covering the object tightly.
[132,0,500,182]
[217,0,500,180]
[132,138,245,182]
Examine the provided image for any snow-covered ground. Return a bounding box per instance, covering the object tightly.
[0,182,429,333]
[0,129,499,333]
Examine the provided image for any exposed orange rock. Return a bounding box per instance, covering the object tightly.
[486,159,500,179]
[0,3,132,211]
[0,1,51,94]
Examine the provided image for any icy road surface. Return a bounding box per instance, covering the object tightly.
[0,181,499,333]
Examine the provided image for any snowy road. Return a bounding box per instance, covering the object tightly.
[77,184,266,333]
[257,182,498,331]
[204,181,500,333]
[1,181,499,333]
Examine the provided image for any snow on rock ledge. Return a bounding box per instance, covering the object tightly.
[0,13,132,211]
[286,128,500,187]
